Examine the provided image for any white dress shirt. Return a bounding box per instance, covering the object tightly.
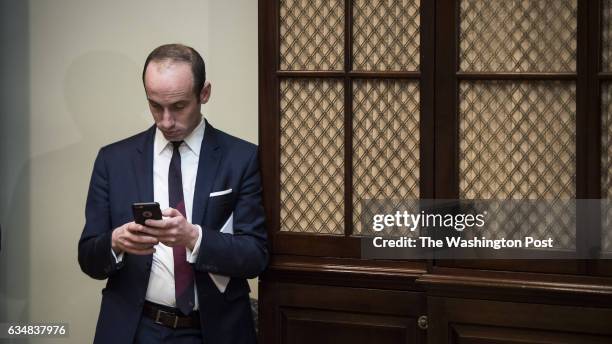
[113,116,205,311]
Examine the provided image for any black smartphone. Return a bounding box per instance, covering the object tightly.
[132,202,162,225]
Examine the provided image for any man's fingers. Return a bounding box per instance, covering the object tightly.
[118,227,159,245]
[138,226,177,238]
[144,218,173,229]
[162,208,181,218]
[120,238,156,251]
[126,222,145,233]
[143,219,165,228]
[127,233,159,245]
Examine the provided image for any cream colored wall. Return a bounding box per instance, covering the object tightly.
[0,1,258,342]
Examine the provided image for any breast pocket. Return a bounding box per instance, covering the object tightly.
[209,190,233,206]
[206,190,235,230]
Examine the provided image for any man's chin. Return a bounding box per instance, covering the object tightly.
[160,130,183,141]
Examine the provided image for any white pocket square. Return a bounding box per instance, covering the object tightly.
[209,188,232,197]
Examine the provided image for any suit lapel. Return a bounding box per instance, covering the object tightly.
[133,125,156,202]
[192,120,222,226]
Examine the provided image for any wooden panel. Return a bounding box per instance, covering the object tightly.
[260,281,426,344]
[264,255,426,290]
[428,297,612,344]
[432,0,590,275]
[259,0,612,341]
[281,308,413,344]
[434,259,584,275]
[450,324,611,344]
[420,267,612,307]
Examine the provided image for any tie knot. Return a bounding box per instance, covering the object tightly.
[171,141,183,150]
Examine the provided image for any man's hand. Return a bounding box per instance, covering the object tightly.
[141,208,199,250]
[111,222,159,255]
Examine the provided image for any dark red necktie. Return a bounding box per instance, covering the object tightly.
[168,141,195,315]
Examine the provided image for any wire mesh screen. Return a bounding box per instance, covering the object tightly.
[602,83,612,252]
[459,0,577,72]
[352,80,420,235]
[280,0,344,71]
[459,81,576,199]
[280,79,345,234]
[603,0,612,72]
[352,0,420,71]
[459,81,576,248]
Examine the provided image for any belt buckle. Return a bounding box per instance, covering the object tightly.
[154,309,179,329]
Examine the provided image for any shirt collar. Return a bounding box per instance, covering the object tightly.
[154,116,206,156]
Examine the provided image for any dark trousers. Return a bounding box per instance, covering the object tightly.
[134,315,203,344]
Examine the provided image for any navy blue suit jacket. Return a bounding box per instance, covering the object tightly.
[78,121,268,344]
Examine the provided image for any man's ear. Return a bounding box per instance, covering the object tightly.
[200,81,211,104]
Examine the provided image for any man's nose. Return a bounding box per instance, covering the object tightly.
[159,111,174,129]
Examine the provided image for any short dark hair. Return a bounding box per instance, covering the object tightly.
[142,43,206,96]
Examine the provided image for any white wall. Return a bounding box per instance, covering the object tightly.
[0,1,259,342]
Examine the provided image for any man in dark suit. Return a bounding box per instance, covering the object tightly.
[78,44,268,344]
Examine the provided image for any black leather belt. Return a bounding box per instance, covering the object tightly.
[142,301,200,329]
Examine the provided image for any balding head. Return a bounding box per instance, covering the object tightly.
[142,43,206,97]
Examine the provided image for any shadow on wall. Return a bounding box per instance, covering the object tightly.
[64,51,146,143]
[0,0,31,329]
[3,48,146,343]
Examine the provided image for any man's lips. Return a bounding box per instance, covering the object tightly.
[162,130,178,137]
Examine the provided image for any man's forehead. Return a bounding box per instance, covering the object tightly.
[145,61,192,82]
[149,59,189,72]
[144,60,194,95]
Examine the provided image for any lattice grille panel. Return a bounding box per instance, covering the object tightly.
[459,0,577,72]
[353,0,420,71]
[352,80,420,235]
[280,0,344,71]
[459,81,576,248]
[459,81,576,199]
[602,83,612,251]
[280,79,344,233]
[603,0,612,71]
[462,201,576,250]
